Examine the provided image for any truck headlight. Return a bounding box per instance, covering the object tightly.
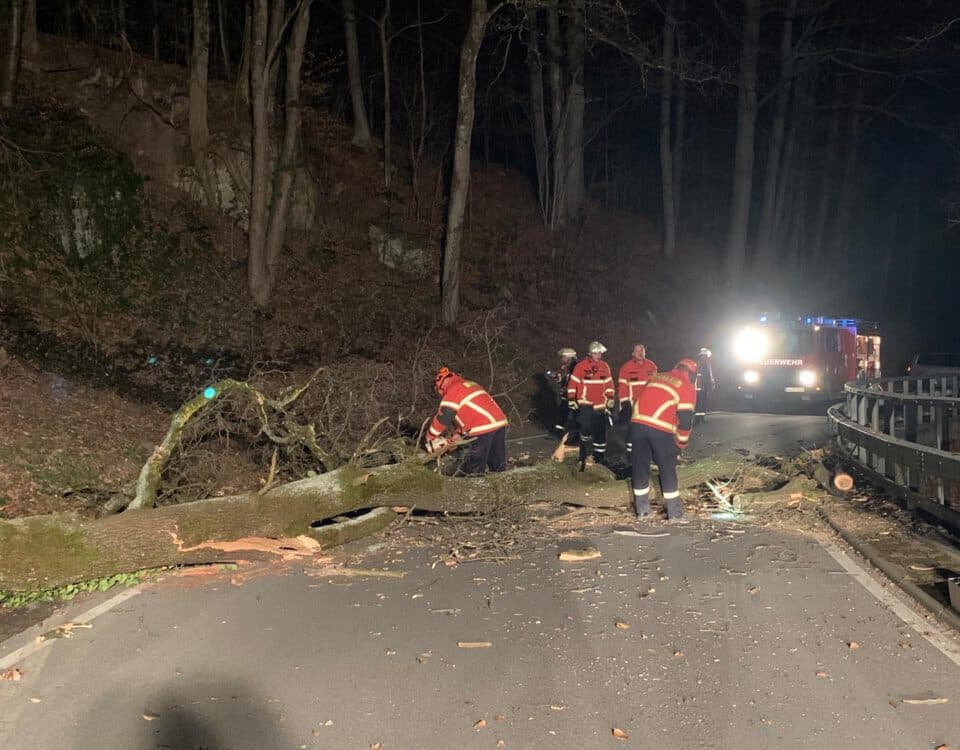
[733,328,769,363]
[798,370,817,387]
[743,370,760,384]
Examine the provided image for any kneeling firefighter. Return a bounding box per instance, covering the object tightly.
[426,367,509,476]
[629,358,698,519]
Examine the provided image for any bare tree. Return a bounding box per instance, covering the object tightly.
[561,0,585,221]
[22,0,38,70]
[441,0,502,326]
[810,80,841,259]
[217,0,233,79]
[247,0,314,308]
[375,0,393,186]
[190,0,217,208]
[152,0,160,63]
[236,1,252,106]
[723,0,762,283]
[659,0,677,257]
[525,8,550,221]
[1,0,23,110]
[755,0,798,270]
[342,0,371,151]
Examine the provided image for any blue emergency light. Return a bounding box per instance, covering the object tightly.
[203,386,217,400]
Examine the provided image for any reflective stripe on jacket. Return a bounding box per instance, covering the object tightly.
[428,376,508,439]
[631,369,696,446]
[618,358,659,404]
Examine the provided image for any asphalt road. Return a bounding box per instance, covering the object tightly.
[2,411,959,750]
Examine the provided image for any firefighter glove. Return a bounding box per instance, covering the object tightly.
[568,400,579,410]
[427,436,448,453]
[605,398,616,411]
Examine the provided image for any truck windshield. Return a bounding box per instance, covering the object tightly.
[770,329,814,356]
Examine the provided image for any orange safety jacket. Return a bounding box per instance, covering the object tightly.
[428,376,508,439]
[567,358,614,408]
[618,358,659,405]
[631,369,696,448]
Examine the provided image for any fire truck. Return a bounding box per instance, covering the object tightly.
[733,314,881,402]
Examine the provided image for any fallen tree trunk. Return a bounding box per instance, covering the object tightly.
[0,453,748,593]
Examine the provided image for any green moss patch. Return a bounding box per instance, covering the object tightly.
[0,518,108,590]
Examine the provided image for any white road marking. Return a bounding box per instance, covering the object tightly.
[0,587,141,671]
[819,538,960,668]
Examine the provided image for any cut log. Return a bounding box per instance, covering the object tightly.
[0,453,749,593]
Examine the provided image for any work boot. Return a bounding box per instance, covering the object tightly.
[634,497,651,517]
[664,498,684,520]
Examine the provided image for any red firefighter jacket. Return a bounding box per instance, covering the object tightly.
[428,376,508,440]
[567,358,615,408]
[618,358,659,405]
[631,369,697,448]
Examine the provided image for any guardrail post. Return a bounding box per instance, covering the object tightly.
[904,401,918,443]
[872,398,884,473]
[857,395,869,463]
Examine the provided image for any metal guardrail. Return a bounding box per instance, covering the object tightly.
[827,374,960,532]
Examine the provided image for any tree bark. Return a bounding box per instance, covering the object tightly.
[831,80,864,263]
[659,0,677,257]
[236,1,251,106]
[217,0,232,79]
[190,0,217,209]
[810,84,840,260]
[410,0,428,219]
[342,0,371,151]
[561,0,585,223]
[247,0,272,307]
[262,1,311,292]
[526,11,550,223]
[440,0,492,326]
[115,0,126,39]
[1,0,24,110]
[377,0,392,187]
[0,453,748,593]
[21,0,38,71]
[152,0,160,63]
[545,0,564,226]
[722,0,761,284]
[673,75,685,227]
[754,0,797,271]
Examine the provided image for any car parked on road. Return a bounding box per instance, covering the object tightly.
[906,352,960,376]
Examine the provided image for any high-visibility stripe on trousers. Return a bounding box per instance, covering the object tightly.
[629,423,681,516]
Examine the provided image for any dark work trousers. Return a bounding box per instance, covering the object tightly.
[578,406,608,462]
[458,428,508,476]
[695,387,709,423]
[620,403,634,454]
[629,423,681,516]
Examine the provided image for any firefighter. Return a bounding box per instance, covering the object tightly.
[426,367,509,475]
[617,343,658,454]
[629,358,698,520]
[694,347,716,424]
[567,341,615,465]
[551,347,578,434]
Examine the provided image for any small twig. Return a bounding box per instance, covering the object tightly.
[258,446,279,495]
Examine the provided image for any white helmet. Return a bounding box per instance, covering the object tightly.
[557,347,577,358]
[588,341,607,354]
[699,347,712,357]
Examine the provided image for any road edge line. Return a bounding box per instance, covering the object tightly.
[817,536,960,668]
[0,587,141,671]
